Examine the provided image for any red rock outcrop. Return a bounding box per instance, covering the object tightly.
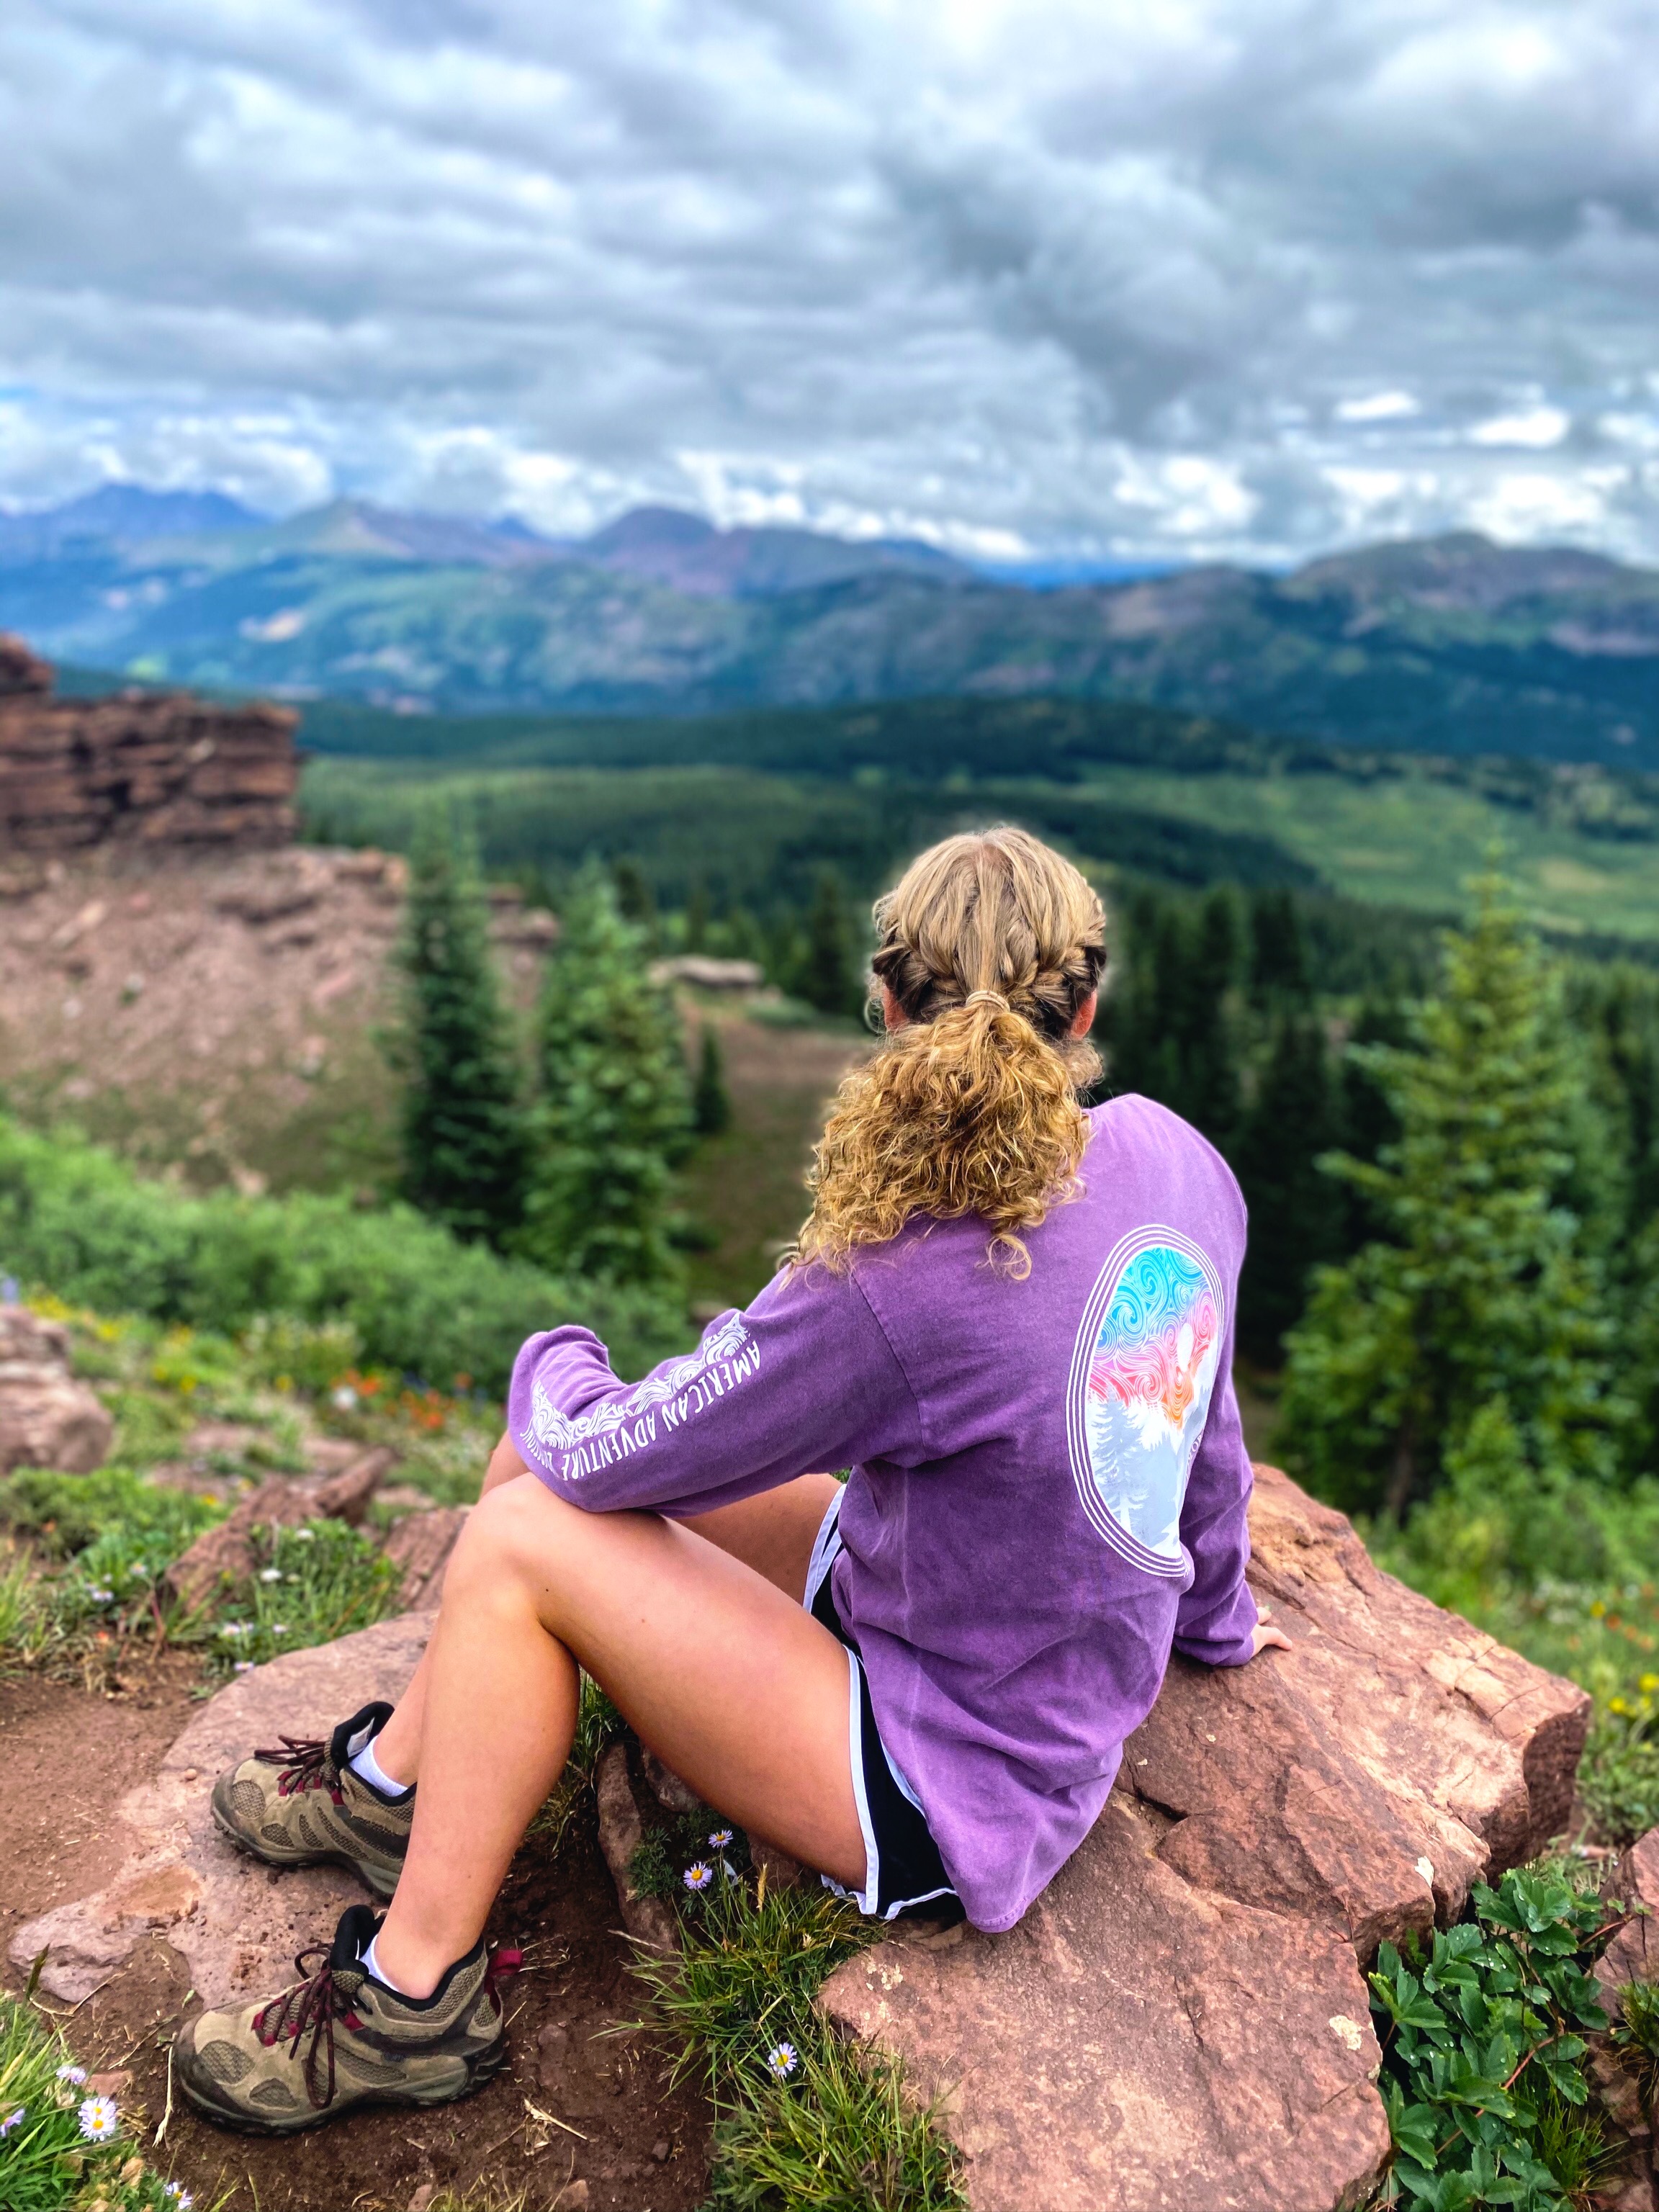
[819,1466,1592,2212]
[0,634,298,852]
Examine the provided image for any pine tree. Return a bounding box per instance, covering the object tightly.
[1247,889,1310,1006]
[1278,878,1625,1520]
[390,811,529,1249]
[611,859,659,947]
[799,871,860,1017]
[1233,1013,1341,1362]
[1104,886,1241,1151]
[684,879,711,953]
[520,863,693,1285]
[693,1025,732,1136]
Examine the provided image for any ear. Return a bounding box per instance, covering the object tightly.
[1069,989,1098,1040]
[881,983,906,1033]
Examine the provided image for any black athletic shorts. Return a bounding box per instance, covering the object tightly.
[804,1489,962,1923]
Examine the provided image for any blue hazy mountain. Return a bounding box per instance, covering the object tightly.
[2,488,1658,766]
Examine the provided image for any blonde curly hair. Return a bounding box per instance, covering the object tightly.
[795,826,1107,1276]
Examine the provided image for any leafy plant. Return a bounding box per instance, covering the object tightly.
[1367,1866,1620,2210]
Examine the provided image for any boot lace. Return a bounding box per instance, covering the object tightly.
[255,1734,343,1804]
[253,1948,365,2108]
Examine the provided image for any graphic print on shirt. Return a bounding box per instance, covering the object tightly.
[526,1311,760,1482]
[1065,1226,1223,1575]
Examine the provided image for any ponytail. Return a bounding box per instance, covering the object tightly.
[794,828,1106,1277]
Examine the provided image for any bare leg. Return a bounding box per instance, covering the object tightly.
[372,1473,863,1997]
[373,1439,837,1786]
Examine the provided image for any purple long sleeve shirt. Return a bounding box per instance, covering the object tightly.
[508,1094,1259,1932]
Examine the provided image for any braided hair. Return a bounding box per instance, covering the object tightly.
[795,827,1107,1275]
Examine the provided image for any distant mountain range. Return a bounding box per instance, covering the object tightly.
[3,486,1658,766]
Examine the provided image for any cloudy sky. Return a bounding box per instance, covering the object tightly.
[1,0,1656,564]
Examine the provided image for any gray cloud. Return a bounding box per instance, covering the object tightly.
[1,0,1656,561]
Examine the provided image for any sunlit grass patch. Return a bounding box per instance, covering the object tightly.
[203,1516,401,1678]
[630,1869,965,2211]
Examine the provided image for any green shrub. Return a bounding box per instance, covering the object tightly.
[0,1116,689,1392]
[0,1467,223,1564]
[1367,1865,1620,2211]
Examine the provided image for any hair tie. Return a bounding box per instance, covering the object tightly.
[964,989,1010,1012]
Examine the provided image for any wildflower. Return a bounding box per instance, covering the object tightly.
[234,1660,255,1673]
[1611,1697,1629,1714]
[164,2185,194,2206]
[767,2043,799,2080]
[0,1274,19,1304]
[1642,1674,1659,1694]
[0,2105,24,2136]
[333,1385,359,1411]
[55,2064,87,2085]
[683,1862,714,1893]
[294,1528,315,1542]
[708,1827,734,1849]
[88,1586,116,1604]
[258,1568,283,1583]
[78,2093,120,2142]
[271,1622,289,1635]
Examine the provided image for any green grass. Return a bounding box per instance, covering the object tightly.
[0,1300,500,1681]
[0,1995,214,2211]
[629,1869,965,2212]
[1071,762,1659,940]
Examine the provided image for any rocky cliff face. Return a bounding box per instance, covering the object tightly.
[0,634,298,852]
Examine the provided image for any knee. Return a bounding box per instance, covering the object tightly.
[446,1472,585,1600]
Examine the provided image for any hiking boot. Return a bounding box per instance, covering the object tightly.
[210,1701,413,1900]
[176,1902,514,2134]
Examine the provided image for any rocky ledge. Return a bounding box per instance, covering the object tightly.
[0,633,299,852]
[820,1467,1591,2212]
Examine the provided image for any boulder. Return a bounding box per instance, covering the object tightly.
[819,1466,1591,2212]
[9,1612,431,2004]
[166,1448,392,1611]
[381,1503,469,1610]
[0,1305,114,1474]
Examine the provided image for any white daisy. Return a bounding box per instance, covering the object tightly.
[55,2064,87,2085]
[766,2042,799,2079]
[682,1862,714,1893]
[78,2092,120,2142]
[708,1827,734,1849]
[258,1568,283,1583]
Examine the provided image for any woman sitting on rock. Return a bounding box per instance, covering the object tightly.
[177,824,1290,2132]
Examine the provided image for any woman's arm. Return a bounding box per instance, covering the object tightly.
[504,1263,924,1520]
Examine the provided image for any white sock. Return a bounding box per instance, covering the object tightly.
[348,1732,408,1798]
[361,1929,410,1995]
